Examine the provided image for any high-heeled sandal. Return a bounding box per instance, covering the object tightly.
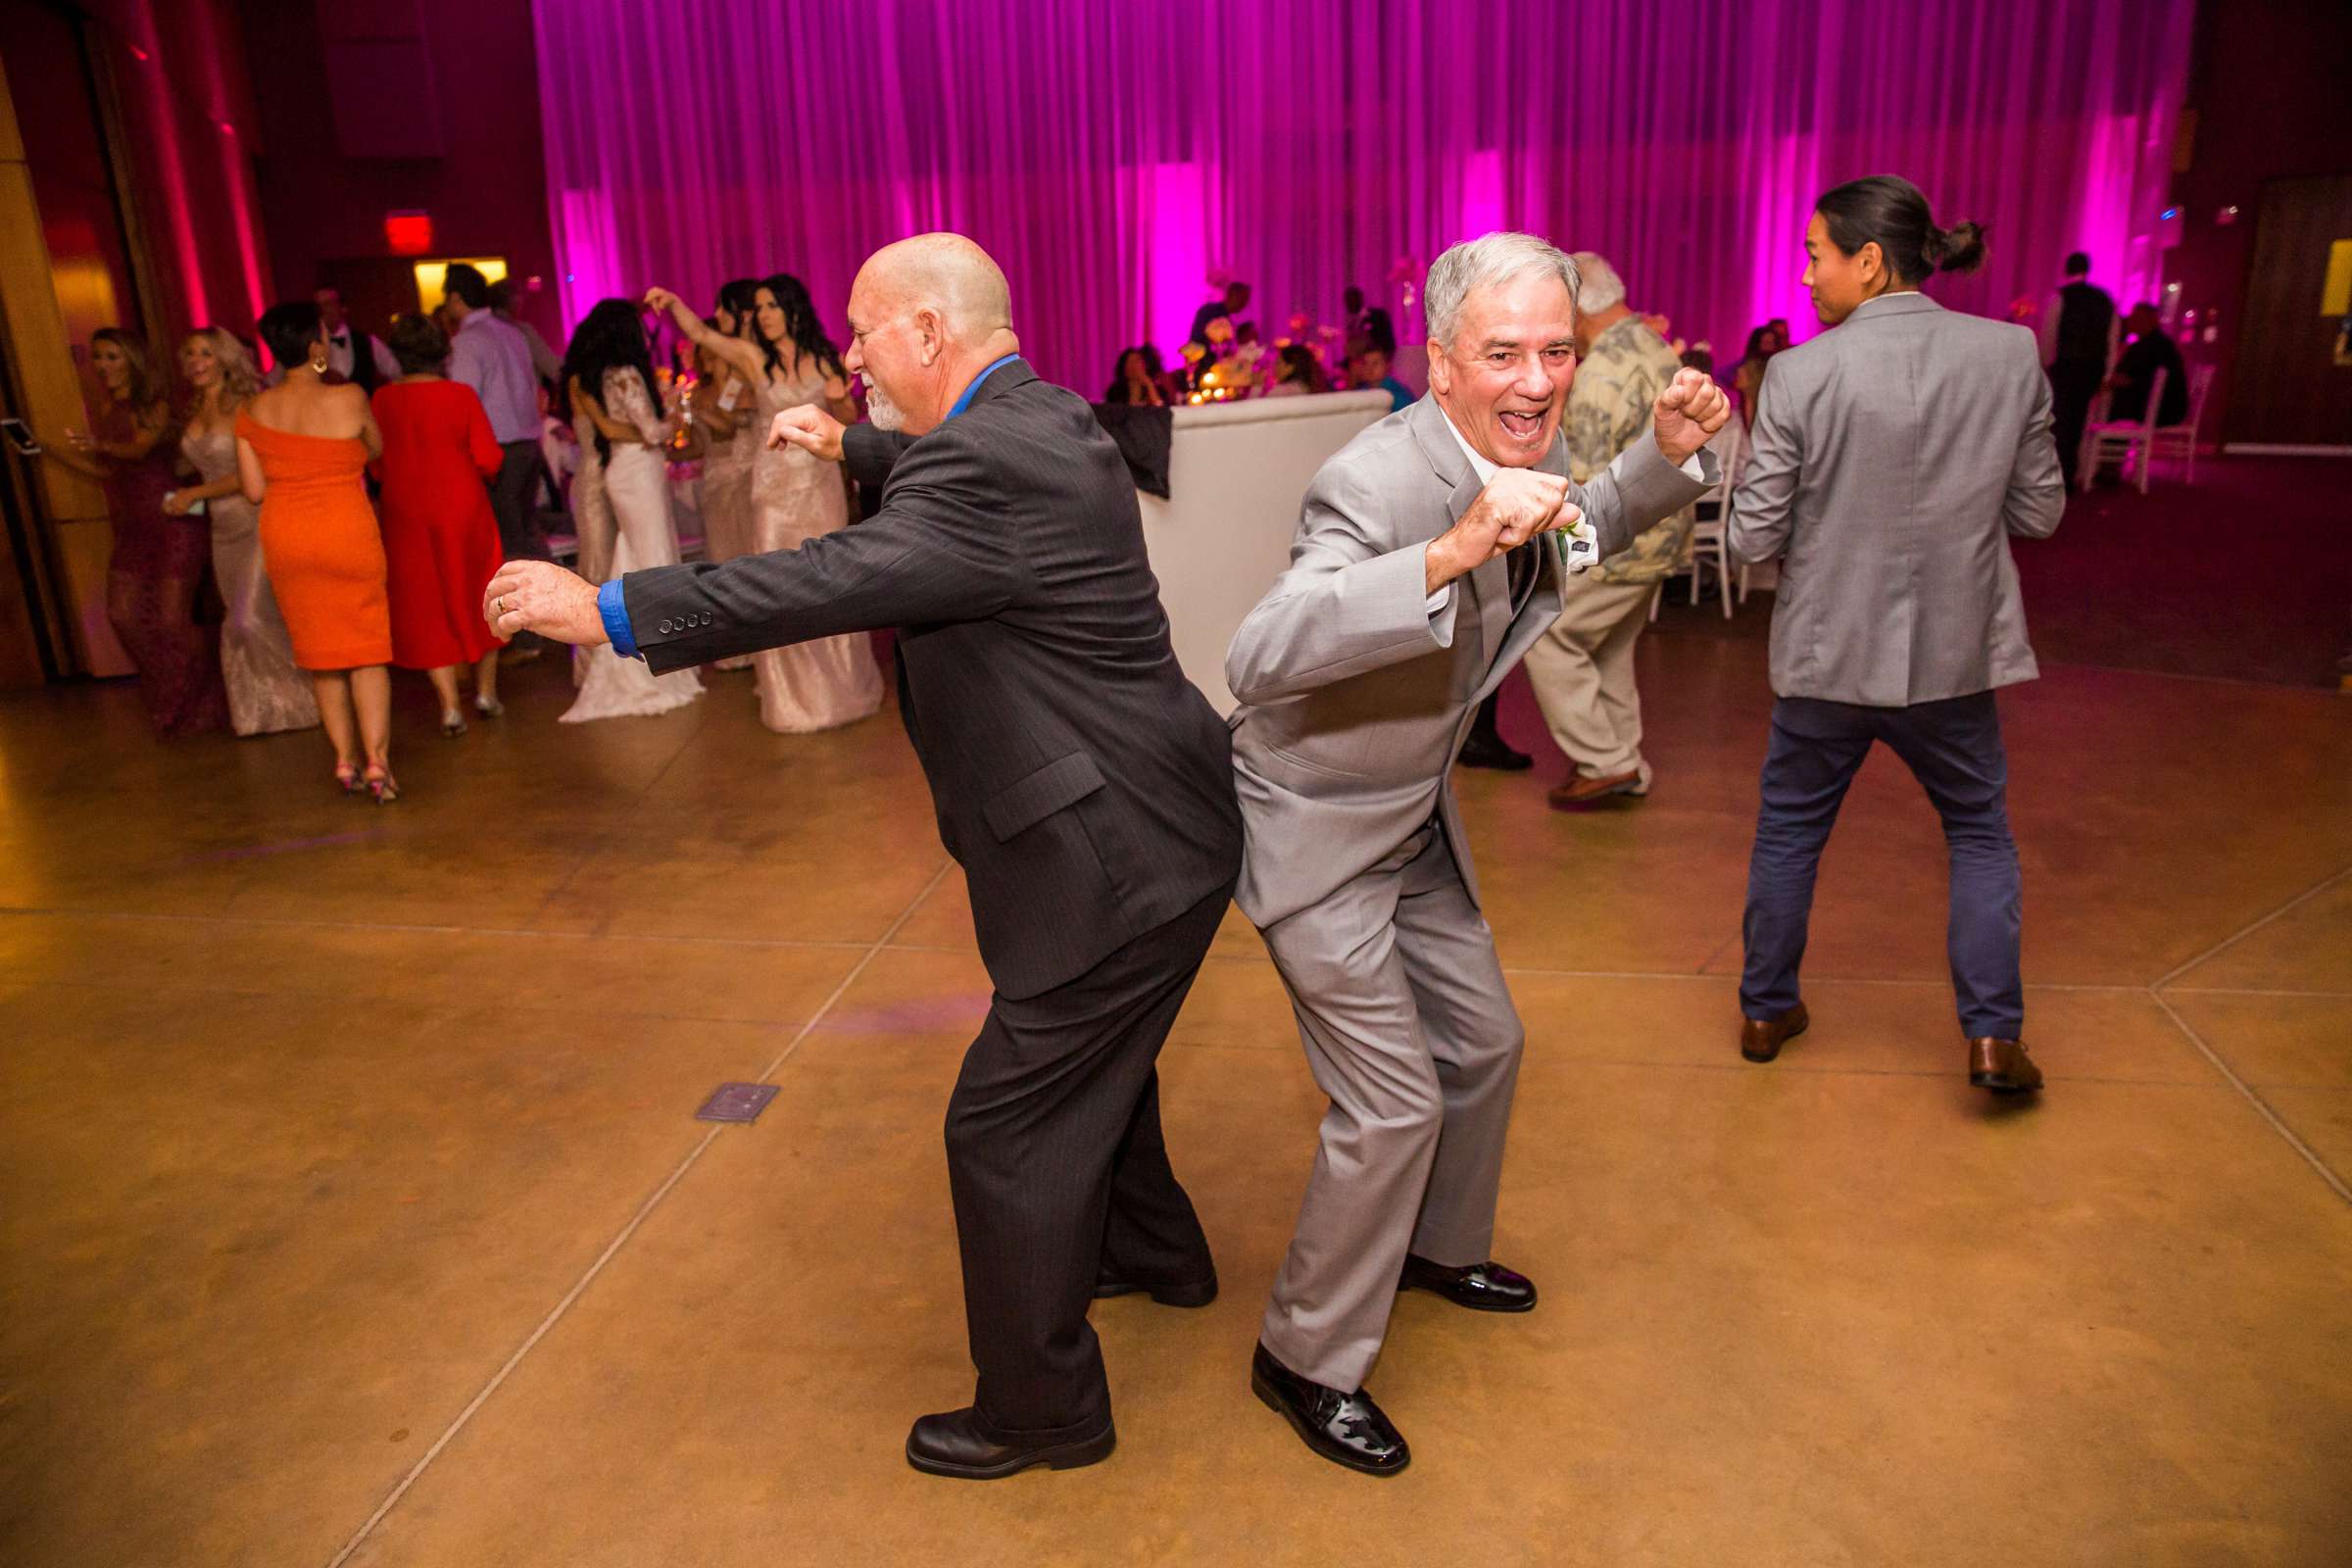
[473,694,504,719]
[335,761,364,795]
[440,710,468,737]
[363,764,400,805]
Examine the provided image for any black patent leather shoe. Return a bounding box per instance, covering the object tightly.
[1250,1343,1409,1476]
[905,1406,1115,1480]
[1398,1254,1538,1312]
[1093,1271,1218,1307]
[1457,734,1535,771]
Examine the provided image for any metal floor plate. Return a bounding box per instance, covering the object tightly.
[694,1082,779,1123]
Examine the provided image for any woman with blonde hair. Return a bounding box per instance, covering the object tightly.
[166,328,317,736]
[42,328,229,736]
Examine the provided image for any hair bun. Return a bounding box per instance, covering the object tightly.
[1934,220,1988,275]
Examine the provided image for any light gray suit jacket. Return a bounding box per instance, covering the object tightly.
[1224,395,1711,928]
[1726,292,2065,708]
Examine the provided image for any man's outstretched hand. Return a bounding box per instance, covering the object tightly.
[769,404,846,463]
[484,561,610,647]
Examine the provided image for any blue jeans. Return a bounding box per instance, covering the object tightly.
[1740,692,2025,1039]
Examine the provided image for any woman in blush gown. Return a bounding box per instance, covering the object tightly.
[167,328,317,737]
[694,278,762,671]
[645,274,882,733]
[557,299,703,723]
[42,328,229,737]
[236,302,399,800]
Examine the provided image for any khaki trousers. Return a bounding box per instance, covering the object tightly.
[1523,571,1658,783]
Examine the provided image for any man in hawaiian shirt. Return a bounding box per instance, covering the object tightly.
[1522,251,1695,808]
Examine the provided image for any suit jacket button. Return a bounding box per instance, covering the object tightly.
[700,612,713,626]
[659,619,675,634]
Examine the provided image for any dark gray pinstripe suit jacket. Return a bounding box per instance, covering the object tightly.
[619,361,1243,1000]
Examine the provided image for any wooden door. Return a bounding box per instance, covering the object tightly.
[2227,174,2352,450]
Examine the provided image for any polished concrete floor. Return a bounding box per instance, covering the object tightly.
[2,464,2349,1567]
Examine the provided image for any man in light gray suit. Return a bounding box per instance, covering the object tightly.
[1223,233,1728,1475]
[1726,174,2063,1093]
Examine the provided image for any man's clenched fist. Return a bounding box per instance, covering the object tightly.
[1427,468,1579,592]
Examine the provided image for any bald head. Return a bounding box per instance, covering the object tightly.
[845,233,1022,435]
[858,233,1013,339]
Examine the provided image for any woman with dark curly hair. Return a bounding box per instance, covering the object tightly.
[43,328,229,737]
[645,274,881,733]
[237,301,398,798]
[372,312,509,735]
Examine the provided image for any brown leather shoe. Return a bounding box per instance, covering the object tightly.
[1968,1036,2043,1094]
[1740,1002,1809,1063]
[1548,768,1643,809]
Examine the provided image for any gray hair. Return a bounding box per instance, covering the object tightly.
[1424,233,1582,350]
[1567,251,1626,312]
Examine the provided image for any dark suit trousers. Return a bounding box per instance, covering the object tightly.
[2048,360,2105,486]
[489,440,547,560]
[1740,693,2025,1039]
[947,879,1229,1443]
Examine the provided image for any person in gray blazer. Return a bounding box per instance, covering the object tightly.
[1727,174,2064,1093]
[1224,232,1727,1475]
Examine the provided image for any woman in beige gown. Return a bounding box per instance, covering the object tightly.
[165,328,317,736]
[558,301,704,724]
[645,275,882,733]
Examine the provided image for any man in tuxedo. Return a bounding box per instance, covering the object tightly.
[313,287,397,392]
[1224,233,1725,1475]
[2037,251,2117,488]
[483,234,1243,1481]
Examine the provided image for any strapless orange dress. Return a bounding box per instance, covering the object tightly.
[236,412,393,670]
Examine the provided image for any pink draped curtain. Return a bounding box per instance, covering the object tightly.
[532,0,2191,390]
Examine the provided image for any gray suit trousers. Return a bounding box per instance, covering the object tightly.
[1256,823,1525,1391]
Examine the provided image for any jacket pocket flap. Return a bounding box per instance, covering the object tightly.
[983,752,1106,842]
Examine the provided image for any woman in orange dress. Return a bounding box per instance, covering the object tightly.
[235,301,400,801]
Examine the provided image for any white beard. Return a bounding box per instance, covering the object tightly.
[862,377,905,431]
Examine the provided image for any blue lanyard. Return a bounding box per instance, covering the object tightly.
[946,355,1020,421]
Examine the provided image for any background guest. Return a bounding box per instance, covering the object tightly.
[314,287,398,392]
[1187,279,1252,361]
[167,328,316,737]
[1523,252,1693,808]
[2038,250,2118,488]
[1265,343,1329,397]
[1348,344,1414,412]
[1102,346,1166,406]
[646,276,881,733]
[1682,346,1748,486]
[41,328,227,738]
[2106,303,2189,427]
[1727,174,2058,1093]
[442,263,547,569]
[371,312,508,736]
[555,299,702,722]
[1732,323,1779,429]
[236,303,398,800]
[487,277,564,387]
[1343,283,1396,358]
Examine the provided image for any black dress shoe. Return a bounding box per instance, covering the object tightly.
[1398,1254,1537,1312]
[1457,734,1534,771]
[905,1407,1115,1480]
[1250,1343,1409,1476]
[1093,1271,1218,1307]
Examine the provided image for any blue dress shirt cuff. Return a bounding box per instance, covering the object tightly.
[597,578,641,659]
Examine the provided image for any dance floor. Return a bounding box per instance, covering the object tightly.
[2,459,2347,1566]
